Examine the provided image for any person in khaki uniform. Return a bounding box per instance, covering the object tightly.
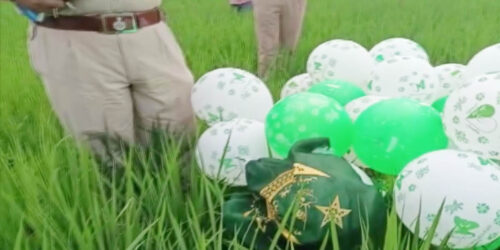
[253,0,307,77]
[13,0,195,162]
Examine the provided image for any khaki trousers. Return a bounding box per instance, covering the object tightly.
[253,0,307,77]
[28,22,195,159]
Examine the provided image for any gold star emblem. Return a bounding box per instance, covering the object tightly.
[315,195,351,228]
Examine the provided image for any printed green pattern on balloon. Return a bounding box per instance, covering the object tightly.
[453,216,479,236]
[415,80,426,91]
[396,171,412,190]
[426,214,436,222]
[445,200,464,214]
[415,166,429,179]
[478,157,494,166]
[238,146,250,156]
[221,158,236,169]
[467,104,495,119]
[495,211,500,226]
[314,62,322,70]
[233,72,245,80]
[207,112,222,124]
[477,203,490,214]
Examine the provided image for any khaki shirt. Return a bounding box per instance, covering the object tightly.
[59,0,162,15]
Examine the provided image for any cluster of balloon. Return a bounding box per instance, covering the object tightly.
[193,39,500,247]
[266,92,353,157]
[395,43,500,249]
[191,68,273,125]
[395,150,500,249]
[192,68,274,185]
[272,38,500,249]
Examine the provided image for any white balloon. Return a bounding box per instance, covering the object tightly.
[195,119,269,186]
[368,56,440,103]
[306,39,373,90]
[280,73,315,99]
[395,150,500,248]
[442,73,500,159]
[434,64,467,98]
[370,37,429,63]
[191,68,274,125]
[465,43,500,81]
[343,95,388,168]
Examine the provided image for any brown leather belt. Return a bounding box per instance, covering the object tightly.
[38,8,163,34]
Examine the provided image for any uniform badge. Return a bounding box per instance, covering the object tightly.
[113,17,127,31]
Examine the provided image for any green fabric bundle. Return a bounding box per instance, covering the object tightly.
[223,138,387,249]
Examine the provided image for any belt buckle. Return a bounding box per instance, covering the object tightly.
[101,13,138,34]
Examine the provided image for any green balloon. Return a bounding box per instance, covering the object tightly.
[432,96,448,113]
[353,98,448,175]
[307,79,366,106]
[266,93,354,157]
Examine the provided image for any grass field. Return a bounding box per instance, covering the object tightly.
[1,0,500,249]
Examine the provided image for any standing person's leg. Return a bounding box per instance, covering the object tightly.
[280,0,307,51]
[253,0,281,78]
[122,22,195,188]
[27,25,135,163]
[122,22,195,144]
